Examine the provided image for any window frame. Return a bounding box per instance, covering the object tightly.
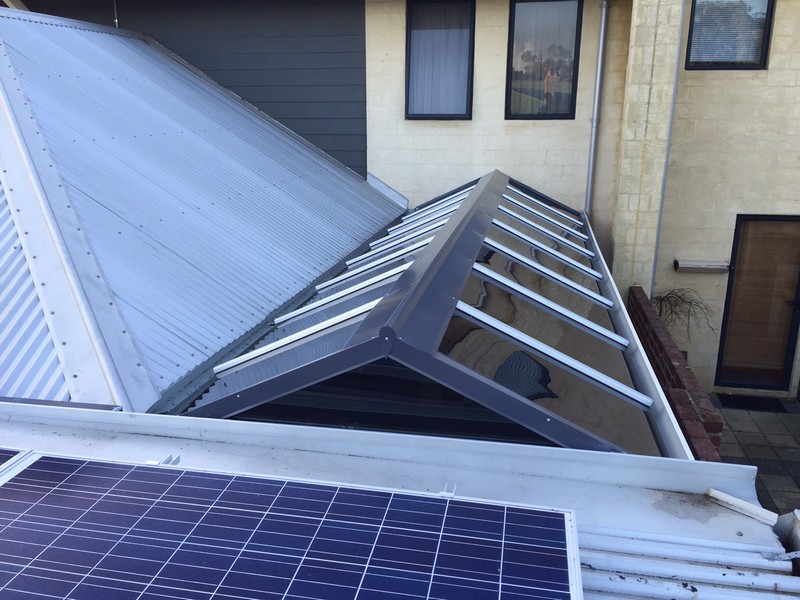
[405,0,477,120]
[685,0,776,71]
[504,0,584,121]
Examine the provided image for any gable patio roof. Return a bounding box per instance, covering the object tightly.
[190,171,690,458]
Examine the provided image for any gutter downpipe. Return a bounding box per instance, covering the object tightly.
[649,0,686,296]
[584,0,610,220]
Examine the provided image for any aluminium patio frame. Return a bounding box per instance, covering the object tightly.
[189,171,691,458]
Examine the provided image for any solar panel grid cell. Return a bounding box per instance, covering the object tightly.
[0,457,575,599]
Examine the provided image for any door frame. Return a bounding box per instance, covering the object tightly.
[715,214,800,391]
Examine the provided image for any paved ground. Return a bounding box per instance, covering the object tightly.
[718,402,800,514]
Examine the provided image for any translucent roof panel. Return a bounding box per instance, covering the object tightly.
[439,315,659,455]
[191,172,690,459]
[487,225,601,292]
[458,274,631,381]
[475,244,613,327]
[496,205,594,264]
[500,194,588,243]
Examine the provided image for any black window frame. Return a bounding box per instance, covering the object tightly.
[685,0,776,70]
[405,0,477,120]
[504,0,583,121]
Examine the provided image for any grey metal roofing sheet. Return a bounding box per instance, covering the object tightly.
[0,9,404,411]
[0,185,69,402]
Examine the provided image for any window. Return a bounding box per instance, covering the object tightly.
[406,0,475,119]
[505,0,583,120]
[686,0,775,69]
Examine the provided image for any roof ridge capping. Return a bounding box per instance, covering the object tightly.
[0,6,143,38]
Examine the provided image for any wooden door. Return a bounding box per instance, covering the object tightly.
[716,216,800,389]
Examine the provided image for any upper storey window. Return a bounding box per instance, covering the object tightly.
[505,0,583,120]
[406,0,476,119]
[686,0,776,69]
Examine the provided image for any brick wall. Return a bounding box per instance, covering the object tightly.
[628,286,723,461]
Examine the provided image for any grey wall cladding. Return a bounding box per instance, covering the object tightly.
[25,0,367,176]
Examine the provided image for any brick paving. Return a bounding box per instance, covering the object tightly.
[718,404,800,514]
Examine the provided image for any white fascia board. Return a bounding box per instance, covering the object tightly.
[582,217,692,460]
[0,43,158,411]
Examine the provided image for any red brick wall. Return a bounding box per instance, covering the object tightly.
[628,286,723,461]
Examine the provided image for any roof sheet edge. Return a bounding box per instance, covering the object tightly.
[0,35,159,410]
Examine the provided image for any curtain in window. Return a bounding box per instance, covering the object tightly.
[508,0,579,118]
[689,0,769,66]
[408,1,472,116]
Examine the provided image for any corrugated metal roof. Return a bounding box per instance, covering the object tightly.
[0,185,69,402]
[0,9,405,411]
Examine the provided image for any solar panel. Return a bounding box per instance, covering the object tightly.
[0,449,19,465]
[0,456,581,599]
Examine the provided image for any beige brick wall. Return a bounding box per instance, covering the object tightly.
[366,0,800,397]
[365,0,633,250]
[654,1,800,395]
[609,0,683,292]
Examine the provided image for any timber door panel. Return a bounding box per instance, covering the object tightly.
[716,216,800,389]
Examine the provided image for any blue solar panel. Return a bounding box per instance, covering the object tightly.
[0,449,19,465]
[0,456,576,599]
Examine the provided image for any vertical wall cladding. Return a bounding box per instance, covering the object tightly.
[25,0,368,177]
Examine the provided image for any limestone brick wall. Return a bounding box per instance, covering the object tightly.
[609,0,683,292]
[365,0,633,250]
[653,0,800,394]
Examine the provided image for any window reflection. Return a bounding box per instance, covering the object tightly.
[506,0,582,118]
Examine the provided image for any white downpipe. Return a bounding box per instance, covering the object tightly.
[584,0,610,219]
